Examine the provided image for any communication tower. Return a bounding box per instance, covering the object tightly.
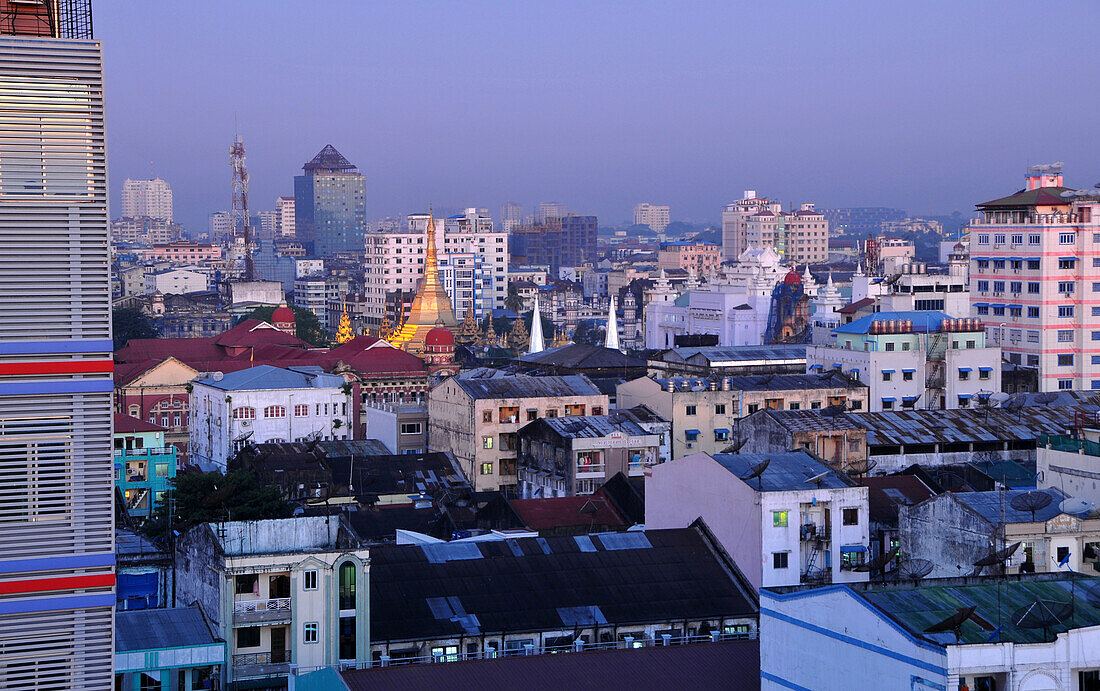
[229,134,256,280]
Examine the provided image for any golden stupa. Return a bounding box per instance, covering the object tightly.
[388,211,458,354]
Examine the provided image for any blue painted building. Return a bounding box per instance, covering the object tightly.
[115,606,226,690]
[115,414,178,520]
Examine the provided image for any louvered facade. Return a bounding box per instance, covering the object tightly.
[0,36,114,690]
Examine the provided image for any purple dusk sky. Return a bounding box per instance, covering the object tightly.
[97,0,1100,232]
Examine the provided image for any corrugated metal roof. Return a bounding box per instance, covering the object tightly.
[541,415,649,439]
[116,606,222,653]
[855,406,1094,447]
[454,368,602,400]
[954,488,1065,524]
[760,409,864,432]
[711,451,857,491]
[834,310,952,335]
[654,371,855,393]
[672,344,807,364]
[194,364,345,392]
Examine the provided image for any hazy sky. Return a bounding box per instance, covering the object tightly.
[98,1,1100,232]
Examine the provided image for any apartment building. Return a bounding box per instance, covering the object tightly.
[140,241,223,263]
[658,240,721,276]
[616,373,866,460]
[723,193,829,264]
[647,451,870,590]
[361,209,507,327]
[808,311,1001,412]
[0,13,116,689]
[633,202,671,233]
[968,163,1100,391]
[188,365,352,472]
[114,415,177,520]
[510,215,598,272]
[121,177,173,223]
[428,369,609,493]
[174,517,370,686]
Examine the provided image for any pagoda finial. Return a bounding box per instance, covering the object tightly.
[604,295,620,351]
[528,295,545,354]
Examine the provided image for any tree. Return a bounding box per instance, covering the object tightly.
[113,307,157,350]
[243,304,326,347]
[142,469,292,541]
[573,319,605,347]
[504,282,524,313]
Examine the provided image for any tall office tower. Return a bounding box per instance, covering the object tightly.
[294,144,366,257]
[510,214,597,271]
[0,2,115,689]
[633,202,671,233]
[969,163,1100,392]
[120,177,173,222]
[536,201,567,224]
[276,195,295,237]
[500,201,523,233]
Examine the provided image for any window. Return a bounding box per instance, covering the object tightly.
[237,627,261,648]
[903,371,913,381]
[400,422,422,435]
[993,234,1005,245]
[482,410,492,423]
[772,552,789,569]
[1027,355,1040,366]
[232,407,255,420]
[564,404,585,416]
[1009,281,1022,293]
[482,436,494,449]
[1009,306,1022,318]
[1029,234,1041,244]
[1028,307,1040,318]
[842,550,867,570]
[480,462,493,475]
[591,406,603,416]
[1028,260,1040,270]
[977,234,989,245]
[747,403,759,414]
[303,570,318,590]
[499,406,519,423]
[235,574,257,595]
[993,260,1005,269]
[338,562,356,610]
[294,404,308,417]
[304,622,319,644]
[1011,234,1023,244]
[882,371,892,381]
[993,281,1004,292]
[850,400,862,410]
[992,305,1005,317]
[885,342,895,351]
[1059,330,1074,342]
[545,408,558,418]
[685,405,697,416]
[1027,282,1039,293]
[773,510,789,527]
[526,409,538,421]
[976,280,989,291]
[1059,259,1076,269]
[979,369,991,380]
[882,399,894,411]
[1059,354,1074,366]
[1059,306,1075,318]
[1059,379,1074,390]
[842,508,859,526]
[431,645,459,663]
[1060,281,1076,293]
[715,404,726,415]
[1060,232,1076,244]
[976,259,988,269]
[264,405,286,418]
[977,306,989,315]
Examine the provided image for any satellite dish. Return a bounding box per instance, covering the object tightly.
[1060,497,1095,517]
[1010,491,1053,521]
[804,471,829,487]
[896,558,935,580]
[853,547,897,574]
[1011,597,1073,638]
[720,437,748,454]
[923,606,978,643]
[739,458,770,487]
[972,541,1022,575]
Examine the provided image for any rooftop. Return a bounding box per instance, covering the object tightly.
[834,310,953,335]
[207,516,347,556]
[302,143,357,173]
[539,413,652,439]
[860,475,936,525]
[751,409,864,433]
[651,371,856,393]
[369,525,757,643]
[114,413,165,434]
[854,406,1095,447]
[514,343,646,370]
[452,368,602,400]
[710,451,857,492]
[193,364,345,392]
[664,344,807,365]
[977,186,1074,210]
[953,488,1066,525]
[116,606,221,654]
[508,495,627,531]
[341,639,760,691]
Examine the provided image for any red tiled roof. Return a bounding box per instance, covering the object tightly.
[508,494,626,530]
[837,297,876,314]
[114,413,166,434]
[212,319,308,348]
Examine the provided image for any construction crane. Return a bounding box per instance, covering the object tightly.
[229,133,256,280]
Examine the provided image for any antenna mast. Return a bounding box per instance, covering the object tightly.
[230,133,256,280]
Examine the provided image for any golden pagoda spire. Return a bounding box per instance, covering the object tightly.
[335,299,354,344]
[388,208,459,354]
[456,301,480,344]
[509,315,529,350]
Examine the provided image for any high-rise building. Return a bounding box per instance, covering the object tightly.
[500,201,523,233]
[120,177,173,222]
[510,214,597,271]
[208,210,232,241]
[536,201,567,224]
[294,144,366,257]
[633,202,671,233]
[968,163,1100,392]
[0,3,116,688]
[276,195,295,237]
[721,192,828,264]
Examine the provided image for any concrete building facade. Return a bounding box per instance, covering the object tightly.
[633,202,671,233]
[121,177,173,223]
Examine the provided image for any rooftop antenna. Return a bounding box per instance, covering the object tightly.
[230,130,256,281]
[1011,596,1073,641]
[971,541,1022,577]
[1010,491,1052,523]
[923,606,979,644]
[895,557,935,581]
[853,547,897,582]
[804,471,829,488]
[740,458,770,490]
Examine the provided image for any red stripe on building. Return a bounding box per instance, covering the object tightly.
[0,573,115,595]
[0,360,114,376]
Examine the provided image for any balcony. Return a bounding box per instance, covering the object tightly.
[233,597,291,625]
[115,446,174,458]
[233,650,291,678]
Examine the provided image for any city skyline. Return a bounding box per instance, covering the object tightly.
[98,0,1100,233]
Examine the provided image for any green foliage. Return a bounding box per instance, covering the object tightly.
[242,304,327,346]
[113,307,158,350]
[142,469,292,541]
[573,319,605,347]
[504,282,524,313]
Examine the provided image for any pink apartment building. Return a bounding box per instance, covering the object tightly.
[141,241,223,262]
[969,163,1100,392]
[658,240,721,276]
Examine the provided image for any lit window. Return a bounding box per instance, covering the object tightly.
[482,436,493,449]
[480,462,493,475]
[773,510,789,528]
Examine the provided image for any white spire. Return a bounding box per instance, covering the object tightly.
[604,295,620,350]
[855,261,864,276]
[803,263,814,284]
[528,295,545,354]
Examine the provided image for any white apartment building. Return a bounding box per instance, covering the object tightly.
[145,268,209,295]
[500,201,524,233]
[210,210,232,240]
[723,193,830,265]
[647,451,870,590]
[876,251,971,317]
[174,517,370,686]
[537,201,567,224]
[723,191,779,259]
[807,311,1001,412]
[293,273,346,331]
[362,209,508,326]
[121,177,173,222]
[189,365,352,471]
[633,202,671,233]
[969,163,1100,391]
[276,196,295,237]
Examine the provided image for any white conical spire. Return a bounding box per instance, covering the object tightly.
[604,295,620,350]
[528,295,545,354]
[855,261,864,276]
[803,263,814,284]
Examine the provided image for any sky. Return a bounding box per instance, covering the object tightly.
[97,0,1100,233]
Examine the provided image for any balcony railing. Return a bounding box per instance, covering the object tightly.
[233,649,291,677]
[234,597,290,615]
[115,447,174,457]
